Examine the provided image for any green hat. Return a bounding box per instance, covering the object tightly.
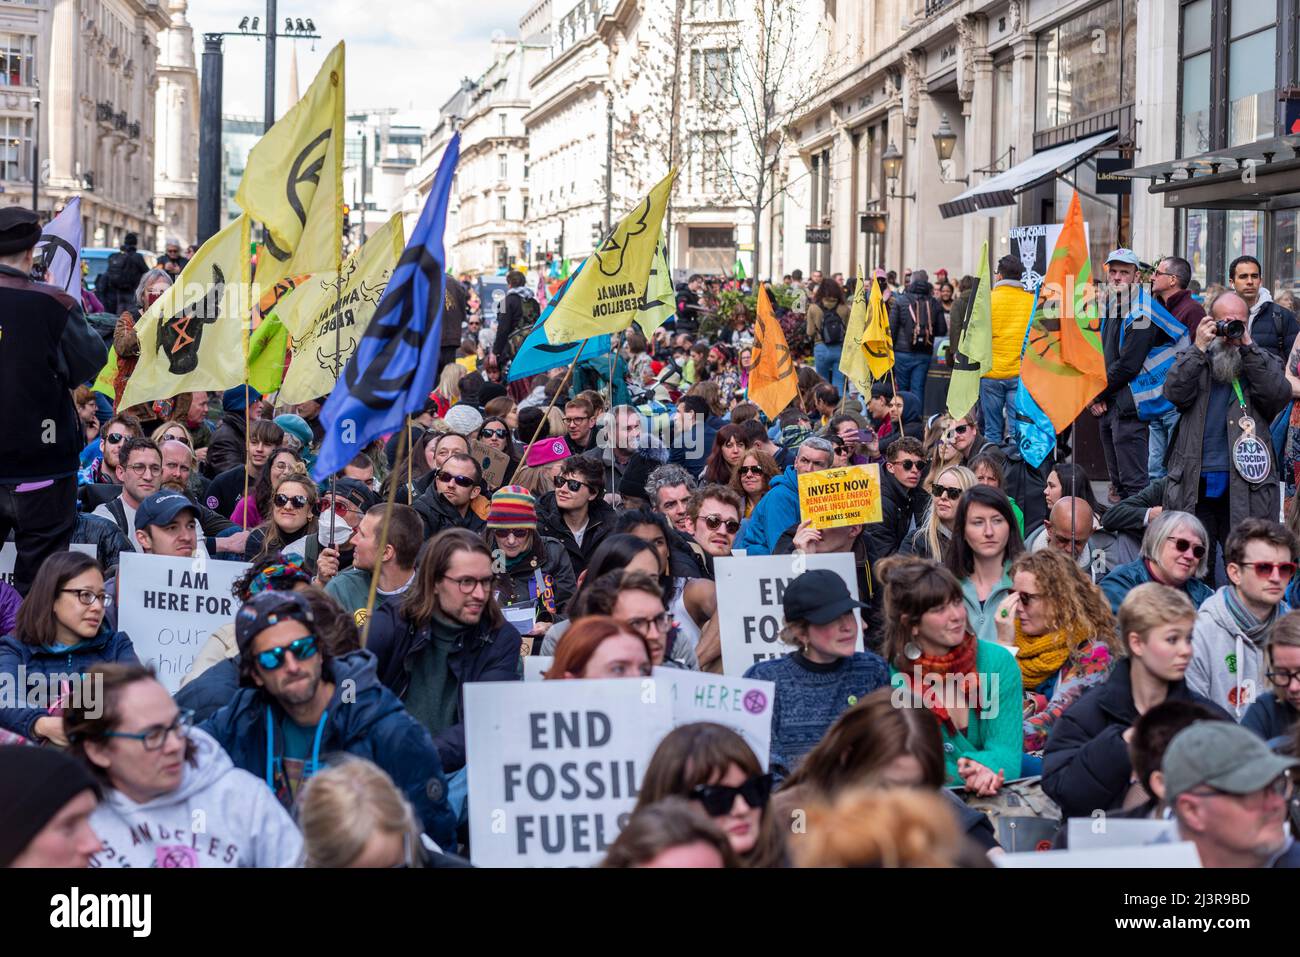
[1163,721,1300,802]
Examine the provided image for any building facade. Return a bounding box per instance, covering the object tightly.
[343,109,426,249]
[153,0,198,247]
[220,114,261,226]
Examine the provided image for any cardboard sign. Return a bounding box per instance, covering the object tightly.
[523,656,553,681]
[1008,222,1091,291]
[464,678,673,867]
[470,439,511,490]
[0,542,95,587]
[115,552,251,693]
[994,841,1201,868]
[714,553,865,675]
[798,464,882,530]
[654,666,774,770]
[1065,817,1178,850]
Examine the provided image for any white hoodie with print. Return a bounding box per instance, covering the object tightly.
[89,728,302,868]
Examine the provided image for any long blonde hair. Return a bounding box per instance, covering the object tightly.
[298,758,422,868]
[917,464,975,561]
[436,363,465,404]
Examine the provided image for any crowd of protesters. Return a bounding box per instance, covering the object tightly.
[2,206,1299,870]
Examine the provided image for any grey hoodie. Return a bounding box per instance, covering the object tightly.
[1188,587,1288,720]
[88,728,303,867]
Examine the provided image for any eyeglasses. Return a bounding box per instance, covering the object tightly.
[737,465,765,478]
[60,588,107,606]
[495,528,531,542]
[316,498,356,517]
[480,428,510,440]
[1166,536,1207,559]
[623,612,672,638]
[563,416,590,425]
[102,709,194,751]
[437,470,478,488]
[932,483,962,501]
[1241,561,1298,580]
[555,476,594,494]
[691,773,774,816]
[1267,667,1300,688]
[255,635,319,671]
[127,462,163,476]
[446,575,495,595]
[104,432,129,445]
[1187,775,1293,806]
[274,493,309,509]
[1015,591,1044,607]
[701,514,741,534]
[953,424,972,435]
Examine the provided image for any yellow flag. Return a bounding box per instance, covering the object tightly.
[862,272,895,380]
[544,170,676,343]
[236,42,345,293]
[838,268,871,395]
[748,283,798,421]
[634,238,674,339]
[277,213,405,404]
[121,215,252,408]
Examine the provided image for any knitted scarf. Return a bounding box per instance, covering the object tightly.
[901,633,979,734]
[1014,620,1074,690]
[1224,587,1286,647]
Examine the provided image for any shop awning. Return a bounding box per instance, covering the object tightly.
[939,129,1118,219]
[1116,134,1300,209]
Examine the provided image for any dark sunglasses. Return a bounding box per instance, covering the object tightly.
[1242,561,1298,580]
[104,432,129,445]
[954,423,972,435]
[273,493,309,509]
[437,470,477,488]
[893,458,923,471]
[692,773,774,816]
[255,635,319,671]
[737,465,765,477]
[1167,536,1206,559]
[480,428,510,440]
[555,476,594,493]
[701,514,741,534]
[932,483,962,501]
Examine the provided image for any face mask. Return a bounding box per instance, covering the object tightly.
[317,509,353,547]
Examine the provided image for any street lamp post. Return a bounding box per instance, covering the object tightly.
[31,88,40,216]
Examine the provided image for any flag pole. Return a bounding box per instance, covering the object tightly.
[509,339,589,485]
[359,421,407,647]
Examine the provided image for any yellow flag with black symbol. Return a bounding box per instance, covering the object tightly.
[748,283,798,421]
[544,170,676,343]
[236,41,344,292]
[839,268,871,395]
[278,213,405,404]
[120,215,252,407]
[862,270,895,380]
[634,238,674,339]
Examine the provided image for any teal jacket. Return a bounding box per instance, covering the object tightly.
[1098,558,1214,615]
[960,568,1014,646]
[890,639,1023,785]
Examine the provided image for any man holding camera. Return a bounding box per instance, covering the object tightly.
[1162,291,1291,575]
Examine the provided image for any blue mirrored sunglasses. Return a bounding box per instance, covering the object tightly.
[256,635,319,671]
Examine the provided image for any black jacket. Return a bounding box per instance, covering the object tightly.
[865,468,924,565]
[365,600,522,772]
[412,486,487,540]
[493,536,578,618]
[535,490,616,576]
[0,266,107,483]
[888,281,948,355]
[205,411,248,479]
[1250,299,1299,365]
[1099,296,1174,416]
[1242,692,1298,746]
[73,512,132,576]
[1041,657,1228,818]
[772,528,882,649]
[1101,478,1167,536]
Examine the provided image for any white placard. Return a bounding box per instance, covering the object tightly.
[714,553,864,676]
[523,656,553,681]
[1007,222,1092,292]
[503,603,535,636]
[465,678,673,868]
[0,542,96,586]
[115,552,251,693]
[653,666,774,770]
[1066,816,1178,850]
[994,841,1201,868]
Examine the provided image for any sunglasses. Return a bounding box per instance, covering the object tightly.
[691,773,774,816]
[893,458,923,471]
[737,465,765,477]
[274,493,309,509]
[437,470,477,488]
[1166,536,1206,559]
[954,424,971,435]
[1241,561,1298,580]
[317,498,357,517]
[480,428,510,440]
[555,476,594,494]
[255,635,319,671]
[104,432,129,445]
[932,483,962,501]
[701,514,741,534]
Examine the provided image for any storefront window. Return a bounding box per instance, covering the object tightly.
[1181,54,1211,155]
[1274,209,1299,298]
[1054,161,1118,269]
[1224,209,1264,276]
[1227,28,1275,146]
[1182,209,1209,288]
[1036,0,1134,131]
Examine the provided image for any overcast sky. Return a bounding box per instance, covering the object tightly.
[187,0,526,127]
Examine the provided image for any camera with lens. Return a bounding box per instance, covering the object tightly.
[1214,318,1245,338]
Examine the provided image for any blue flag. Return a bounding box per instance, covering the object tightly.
[507,259,610,381]
[312,134,461,481]
[1013,291,1058,468]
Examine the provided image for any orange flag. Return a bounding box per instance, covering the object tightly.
[748,283,798,421]
[1021,191,1107,430]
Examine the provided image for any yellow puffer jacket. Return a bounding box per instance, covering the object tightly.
[988,282,1036,380]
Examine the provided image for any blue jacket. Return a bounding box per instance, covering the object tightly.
[1242,692,1298,748]
[1099,558,1214,614]
[734,466,801,556]
[174,657,240,724]
[0,622,139,738]
[197,649,456,849]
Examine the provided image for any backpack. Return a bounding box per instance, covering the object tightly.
[908,296,936,349]
[507,294,541,358]
[960,776,1062,852]
[820,306,845,345]
[105,251,134,292]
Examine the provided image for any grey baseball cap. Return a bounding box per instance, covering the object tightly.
[1162,721,1300,802]
[1104,248,1141,267]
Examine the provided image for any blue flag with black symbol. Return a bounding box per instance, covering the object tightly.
[507,259,611,381]
[1013,292,1058,468]
[312,133,461,481]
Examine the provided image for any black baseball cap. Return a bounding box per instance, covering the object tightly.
[235,591,315,655]
[134,491,199,531]
[327,477,379,513]
[783,568,868,625]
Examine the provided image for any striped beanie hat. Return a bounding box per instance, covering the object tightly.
[487,485,537,530]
